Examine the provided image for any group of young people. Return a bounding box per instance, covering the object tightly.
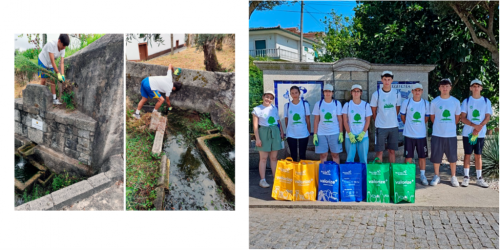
[252,71,492,189]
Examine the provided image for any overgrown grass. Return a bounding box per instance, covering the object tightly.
[61,91,75,110]
[19,171,84,205]
[482,134,499,179]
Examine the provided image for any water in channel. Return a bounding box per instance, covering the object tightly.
[205,137,235,183]
[15,155,38,183]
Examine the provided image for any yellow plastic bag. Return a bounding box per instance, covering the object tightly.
[272,158,295,201]
[300,160,321,187]
[293,161,317,201]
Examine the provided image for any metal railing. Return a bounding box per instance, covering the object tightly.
[249,48,302,62]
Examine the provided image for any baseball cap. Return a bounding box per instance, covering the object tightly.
[439,78,452,85]
[263,90,275,97]
[470,79,482,86]
[323,84,334,91]
[381,71,394,77]
[351,84,362,91]
[412,83,423,90]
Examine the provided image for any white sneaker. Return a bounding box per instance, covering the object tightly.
[476,178,489,188]
[461,176,469,187]
[133,113,141,119]
[420,175,428,185]
[430,175,440,186]
[451,176,459,187]
[53,99,62,105]
[259,179,270,188]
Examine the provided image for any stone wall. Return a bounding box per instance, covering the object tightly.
[63,34,124,170]
[126,61,235,136]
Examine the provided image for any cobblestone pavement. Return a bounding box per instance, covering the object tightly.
[250,208,499,249]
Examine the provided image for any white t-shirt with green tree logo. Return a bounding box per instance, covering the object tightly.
[342,100,372,138]
[283,100,311,138]
[370,88,402,128]
[461,96,492,138]
[430,96,461,137]
[400,98,430,138]
[252,104,279,127]
[312,99,342,135]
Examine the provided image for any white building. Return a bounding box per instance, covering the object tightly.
[126,34,185,61]
[249,26,323,62]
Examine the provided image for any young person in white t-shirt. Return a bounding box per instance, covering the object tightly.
[370,71,402,163]
[429,79,462,187]
[312,84,343,164]
[284,86,311,162]
[400,83,430,185]
[460,79,492,188]
[133,64,183,119]
[342,84,372,164]
[38,34,70,105]
[252,90,284,188]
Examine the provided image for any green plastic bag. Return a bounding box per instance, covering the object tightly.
[366,158,391,203]
[390,162,416,203]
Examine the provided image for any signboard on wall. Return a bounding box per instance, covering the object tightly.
[376,81,420,132]
[32,119,43,131]
[274,81,324,135]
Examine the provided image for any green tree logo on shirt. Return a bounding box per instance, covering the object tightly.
[442,109,451,121]
[293,113,302,124]
[412,112,421,122]
[353,113,362,124]
[324,112,333,123]
[472,109,480,121]
[268,116,276,125]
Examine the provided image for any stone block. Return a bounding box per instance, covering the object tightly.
[57,123,66,133]
[335,72,350,80]
[72,115,97,132]
[64,147,80,159]
[152,130,164,154]
[55,115,67,125]
[46,111,56,120]
[73,126,78,136]
[78,129,90,139]
[15,98,23,110]
[16,195,54,211]
[335,91,346,100]
[22,84,53,113]
[65,137,78,151]
[78,137,90,148]
[78,153,90,162]
[43,132,52,145]
[28,127,43,144]
[104,168,123,182]
[335,80,368,91]
[352,72,368,80]
[77,144,90,155]
[15,122,23,135]
[51,180,95,210]
[15,202,30,211]
[39,110,46,119]
[15,109,21,122]
[87,173,113,193]
[149,112,162,131]
[25,106,39,115]
[65,125,73,136]
[25,116,32,127]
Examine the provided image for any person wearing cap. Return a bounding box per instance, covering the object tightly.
[370,71,402,163]
[284,86,311,162]
[312,84,344,164]
[342,84,372,164]
[460,79,492,188]
[400,83,430,185]
[429,79,461,187]
[252,90,284,188]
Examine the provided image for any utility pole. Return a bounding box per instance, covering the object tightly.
[299,1,304,62]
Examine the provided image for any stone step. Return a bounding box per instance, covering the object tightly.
[152,130,164,155]
[150,112,167,155]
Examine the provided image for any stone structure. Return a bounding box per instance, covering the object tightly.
[126,61,235,137]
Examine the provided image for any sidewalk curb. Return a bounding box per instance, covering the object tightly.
[249,204,499,213]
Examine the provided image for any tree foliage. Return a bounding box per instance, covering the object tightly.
[293,113,301,122]
[126,34,164,48]
[249,1,298,19]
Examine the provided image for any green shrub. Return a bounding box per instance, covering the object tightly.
[482,134,499,178]
[61,91,75,110]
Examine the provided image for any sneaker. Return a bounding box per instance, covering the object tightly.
[133,113,141,119]
[451,176,459,187]
[259,179,270,188]
[476,177,489,188]
[53,99,62,105]
[461,176,469,187]
[430,175,440,186]
[420,175,428,185]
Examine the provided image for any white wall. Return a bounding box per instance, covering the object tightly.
[249,34,275,51]
[126,34,185,61]
[275,34,298,53]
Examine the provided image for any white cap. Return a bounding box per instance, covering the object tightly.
[323,84,334,91]
[351,84,362,90]
[381,71,394,77]
[263,90,275,97]
[470,79,482,86]
[412,83,423,90]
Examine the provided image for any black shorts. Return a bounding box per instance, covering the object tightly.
[375,127,399,152]
[463,137,485,155]
[404,137,428,159]
[430,136,458,164]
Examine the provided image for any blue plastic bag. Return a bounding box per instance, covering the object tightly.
[340,162,366,202]
[317,161,340,202]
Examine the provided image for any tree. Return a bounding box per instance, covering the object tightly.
[413,112,421,121]
[18,34,42,49]
[472,109,480,120]
[249,1,298,19]
[293,113,301,123]
[126,34,165,48]
[442,109,451,120]
[216,36,224,51]
[324,112,333,122]
[194,34,226,71]
[353,113,362,123]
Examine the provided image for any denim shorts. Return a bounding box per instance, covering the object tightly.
[315,134,343,154]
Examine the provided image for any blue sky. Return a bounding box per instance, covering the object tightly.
[249,1,358,33]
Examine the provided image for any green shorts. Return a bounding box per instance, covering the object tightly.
[256,125,282,152]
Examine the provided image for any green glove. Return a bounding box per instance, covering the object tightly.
[348,132,357,144]
[57,73,64,81]
[313,134,319,146]
[357,131,366,142]
[174,68,181,76]
[469,133,478,145]
[61,75,65,81]
[168,107,172,111]
[338,133,344,143]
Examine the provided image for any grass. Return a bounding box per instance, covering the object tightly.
[145,43,235,72]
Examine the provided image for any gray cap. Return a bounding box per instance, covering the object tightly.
[470,79,482,86]
[412,83,423,90]
[263,90,275,97]
[323,84,334,91]
[381,71,394,77]
[351,84,362,90]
